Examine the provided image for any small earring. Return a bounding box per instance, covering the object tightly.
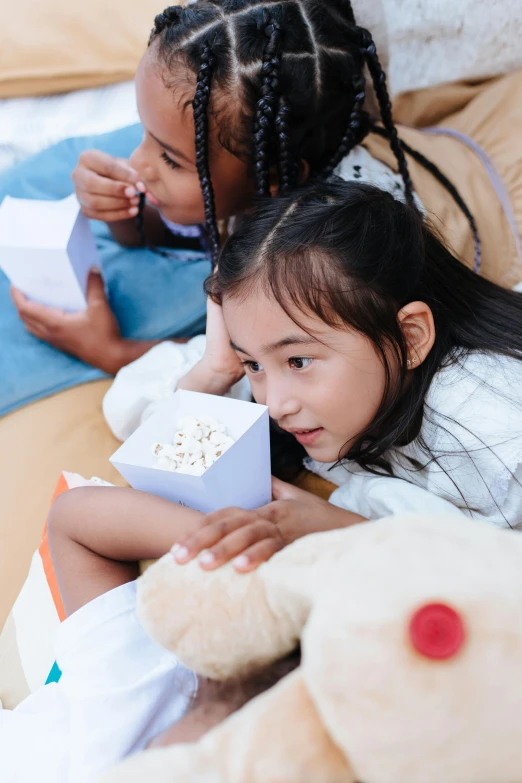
[407,357,417,368]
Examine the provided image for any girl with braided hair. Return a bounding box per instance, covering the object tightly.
[15,0,522,376]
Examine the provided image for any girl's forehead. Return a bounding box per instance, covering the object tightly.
[222,289,340,349]
[136,52,196,135]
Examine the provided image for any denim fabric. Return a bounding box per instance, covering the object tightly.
[0,124,210,416]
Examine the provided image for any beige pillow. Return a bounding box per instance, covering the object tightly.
[0,0,164,98]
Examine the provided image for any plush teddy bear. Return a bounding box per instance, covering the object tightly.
[103,514,522,783]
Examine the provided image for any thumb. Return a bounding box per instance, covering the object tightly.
[271,476,298,501]
[86,268,108,306]
[271,476,313,503]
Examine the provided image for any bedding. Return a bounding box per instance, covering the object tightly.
[0,81,139,172]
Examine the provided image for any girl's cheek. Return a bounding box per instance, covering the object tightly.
[249,378,266,406]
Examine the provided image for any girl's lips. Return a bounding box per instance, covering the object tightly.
[292,428,324,446]
[145,190,164,208]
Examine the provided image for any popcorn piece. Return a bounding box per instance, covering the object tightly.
[209,431,227,447]
[204,416,226,434]
[177,461,206,476]
[155,455,178,472]
[152,414,235,474]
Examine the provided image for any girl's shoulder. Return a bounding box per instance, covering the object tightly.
[420,350,522,485]
[426,351,522,417]
[336,146,424,210]
[400,351,522,523]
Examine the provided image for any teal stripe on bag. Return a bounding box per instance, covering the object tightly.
[45,661,62,684]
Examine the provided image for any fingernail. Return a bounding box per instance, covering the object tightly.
[90,266,102,276]
[129,206,139,216]
[174,546,189,562]
[136,181,146,192]
[171,543,180,553]
[199,552,215,567]
[233,555,250,570]
[124,186,136,198]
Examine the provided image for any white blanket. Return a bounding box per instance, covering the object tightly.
[0,81,139,171]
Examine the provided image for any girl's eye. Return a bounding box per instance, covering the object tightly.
[242,361,264,374]
[161,151,181,170]
[288,357,312,370]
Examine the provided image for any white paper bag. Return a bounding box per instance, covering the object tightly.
[110,390,272,514]
[0,193,100,311]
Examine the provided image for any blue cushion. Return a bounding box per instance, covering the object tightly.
[0,124,210,416]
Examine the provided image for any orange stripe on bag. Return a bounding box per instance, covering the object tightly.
[39,473,68,622]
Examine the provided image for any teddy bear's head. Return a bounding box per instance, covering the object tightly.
[109,514,522,783]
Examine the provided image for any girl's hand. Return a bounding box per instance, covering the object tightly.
[72,150,146,223]
[203,297,245,380]
[171,478,364,572]
[11,269,125,374]
[177,297,245,396]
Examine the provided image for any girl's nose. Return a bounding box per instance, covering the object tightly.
[265,381,301,423]
[130,144,158,184]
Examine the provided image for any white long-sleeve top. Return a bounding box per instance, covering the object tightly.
[104,342,522,529]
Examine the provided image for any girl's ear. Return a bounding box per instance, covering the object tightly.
[397,301,435,368]
[268,160,311,198]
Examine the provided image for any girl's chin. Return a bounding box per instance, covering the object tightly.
[303,446,344,464]
[303,440,351,464]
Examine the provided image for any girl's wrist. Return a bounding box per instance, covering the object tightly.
[177,359,244,396]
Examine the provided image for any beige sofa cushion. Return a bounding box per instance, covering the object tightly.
[0,0,162,98]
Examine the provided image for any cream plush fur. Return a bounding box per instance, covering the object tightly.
[103,514,522,783]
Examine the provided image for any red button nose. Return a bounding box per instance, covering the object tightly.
[409,603,466,660]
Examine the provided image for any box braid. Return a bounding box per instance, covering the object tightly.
[252,15,294,197]
[193,43,221,260]
[141,0,478,267]
[370,124,482,273]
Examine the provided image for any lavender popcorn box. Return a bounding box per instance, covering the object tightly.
[110,390,271,513]
[0,193,99,311]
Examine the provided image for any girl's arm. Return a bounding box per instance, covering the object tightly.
[48,487,203,616]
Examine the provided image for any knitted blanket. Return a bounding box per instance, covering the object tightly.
[353,0,522,95]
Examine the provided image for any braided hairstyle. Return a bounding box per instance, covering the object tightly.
[142,0,478,266]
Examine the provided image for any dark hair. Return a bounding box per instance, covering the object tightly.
[207,180,522,487]
[140,0,477,266]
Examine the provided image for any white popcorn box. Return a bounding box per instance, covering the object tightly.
[110,390,271,513]
[0,193,100,311]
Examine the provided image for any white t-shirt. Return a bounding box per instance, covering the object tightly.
[0,581,197,783]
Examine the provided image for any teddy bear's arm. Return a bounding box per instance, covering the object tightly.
[101,669,355,783]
